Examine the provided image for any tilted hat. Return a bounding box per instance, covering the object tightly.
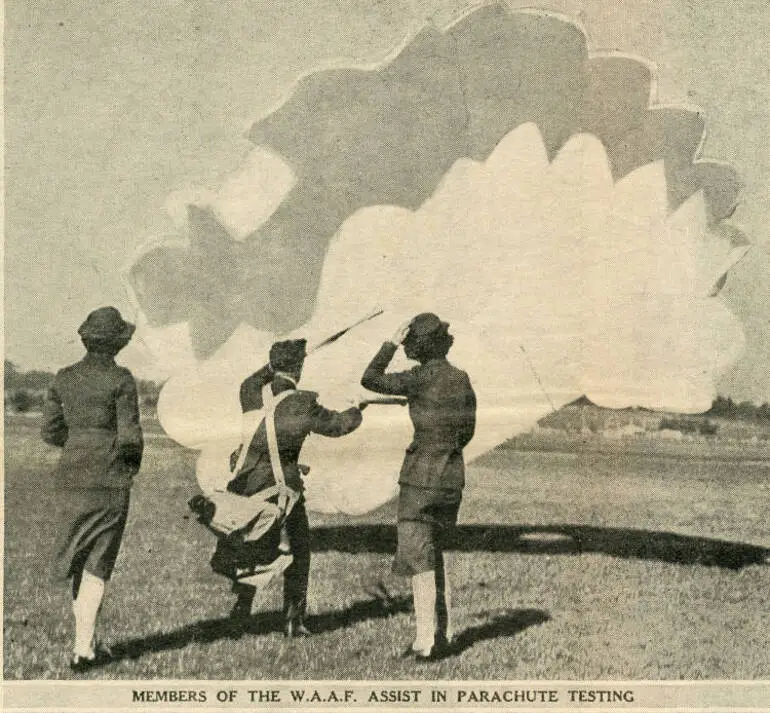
[405,312,450,341]
[78,306,135,342]
[269,339,307,371]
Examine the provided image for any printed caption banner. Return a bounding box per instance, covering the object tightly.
[3,681,769,712]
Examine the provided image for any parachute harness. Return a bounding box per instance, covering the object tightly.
[261,383,300,518]
[198,384,298,538]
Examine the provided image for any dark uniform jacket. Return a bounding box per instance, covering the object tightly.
[227,365,362,497]
[361,342,476,491]
[41,353,144,489]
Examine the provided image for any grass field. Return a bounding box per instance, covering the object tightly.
[4,415,769,680]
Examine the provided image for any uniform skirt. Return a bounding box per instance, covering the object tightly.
[54,487,131,582]
[393,484,461,576]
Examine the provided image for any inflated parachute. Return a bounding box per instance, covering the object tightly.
[130,6,748,514]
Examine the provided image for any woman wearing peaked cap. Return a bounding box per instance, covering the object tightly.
[42,307,143,672]
[362,313,477,661]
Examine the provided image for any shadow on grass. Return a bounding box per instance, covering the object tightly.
[102,595,412,667]
[310,524,769,570]
[93,599,548,669]
[449,608,551,657]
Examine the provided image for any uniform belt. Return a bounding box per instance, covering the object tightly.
[69,427,116,435]
[408,440,461,451]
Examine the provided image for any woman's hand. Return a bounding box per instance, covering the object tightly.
[349,393,369,411]
[390,320,411,346]
[229,444,243,472]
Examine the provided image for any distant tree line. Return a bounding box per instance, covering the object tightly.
[5,360,769,422]
[3,361,55,391]
[4,360,163,413]
[706,395,770,421]
[658,416,718,436]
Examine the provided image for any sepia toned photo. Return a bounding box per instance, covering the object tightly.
[3,0,769,710]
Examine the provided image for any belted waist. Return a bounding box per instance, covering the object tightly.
[68,427,116,435]
[406,438,462,453]
[410,428,462,444]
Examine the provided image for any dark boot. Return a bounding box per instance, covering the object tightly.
[229,583,256,621]
[284,617,312,638]
[282,503,311,637]
[284,601,312,637]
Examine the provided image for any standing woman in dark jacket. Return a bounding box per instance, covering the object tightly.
[41,307,143,671]
[361,313,476,661]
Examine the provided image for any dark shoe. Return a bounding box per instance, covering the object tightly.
[410,636,452,662]
[284,619,312,638]
[70,654,97,673]
[366,581,396,611]
[413,645,449,662]
[188,494,215,524]
[222,619,247,639]
[227,581,255,635]
[229,599,254,621]
[222,609,251,638]
[69,643,112,673]
[227,608,252,634]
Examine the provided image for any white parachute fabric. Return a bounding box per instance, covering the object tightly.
[151,122,746,514]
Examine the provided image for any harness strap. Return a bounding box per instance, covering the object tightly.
[232,409,263,477]
[228,388,292,502]
[262,384,299,516]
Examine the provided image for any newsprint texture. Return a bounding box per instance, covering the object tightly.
[3,1,769,712]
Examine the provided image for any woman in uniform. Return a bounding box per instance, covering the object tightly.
[42,307,143,671]
[361,313,476,661]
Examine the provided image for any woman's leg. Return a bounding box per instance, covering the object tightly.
[434,501,460,647]
[434,552,452,644]
[395,519,439,654]
[411,570,437,654]
[72,513,126,659]
[71,569,105,658]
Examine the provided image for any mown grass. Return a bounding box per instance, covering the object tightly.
[4,416,769,680]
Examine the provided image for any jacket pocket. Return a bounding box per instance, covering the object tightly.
[399,447,456,488]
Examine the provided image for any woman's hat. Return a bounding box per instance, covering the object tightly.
[78,306,136,342]
[405,312,449,341]
[269,339,307,371]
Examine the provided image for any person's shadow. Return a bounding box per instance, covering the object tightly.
[103,594,413,666]
[80,523,765,671]
[86,588,550,670]
[310,523,769,570]
[91,594,548,670]
[449,608,551,655]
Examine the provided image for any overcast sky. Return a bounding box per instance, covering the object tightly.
[5,0,769,401]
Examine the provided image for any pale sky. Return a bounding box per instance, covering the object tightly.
[5,0,769,401]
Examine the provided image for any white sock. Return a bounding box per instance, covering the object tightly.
[72,571,105,657]
[411,571,437,653]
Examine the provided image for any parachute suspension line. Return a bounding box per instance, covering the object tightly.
[307,307,384,354]
[519,344,557,414]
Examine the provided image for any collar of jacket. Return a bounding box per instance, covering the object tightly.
[272,373,297,393]
[83,352,116,366]
[418,357,448,368]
